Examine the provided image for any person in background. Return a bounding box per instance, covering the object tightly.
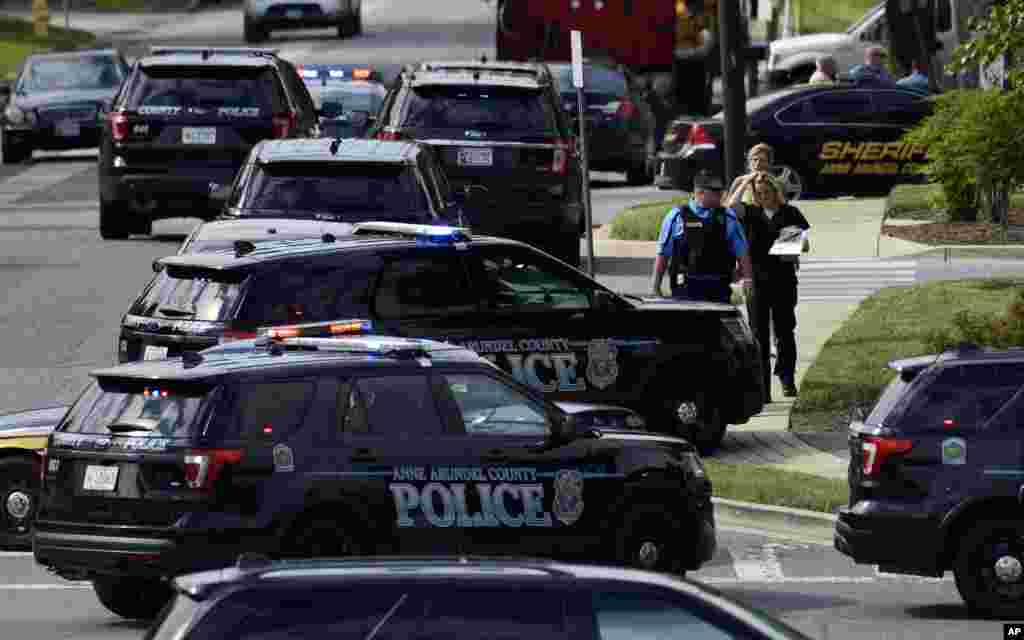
[897,60,931,93]
[808,55,837,84]
[726,172,810,401]
[652,170,753,304]
[848,46,894,84]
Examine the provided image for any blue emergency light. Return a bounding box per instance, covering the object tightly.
[352,221,472,246]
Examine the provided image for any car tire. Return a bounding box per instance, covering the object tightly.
[243,17,266,43]
[688,397,726,456]
[2,140,31,164]
[773,164,804,202]
[0,458,38,550]
[353,6,363,34]
[625,161,650,186]
[614,504,685,574]
[99,200,131,240]
[132,217,153,236]
[954,519,1024,618]
[92,577,170,620]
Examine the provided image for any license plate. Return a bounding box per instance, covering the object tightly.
[286,8,303,18]
[56,120,80,137]
[83,465,119,492]
[143,345,168,361]
[182,127,216,145]
[458,148,493,167]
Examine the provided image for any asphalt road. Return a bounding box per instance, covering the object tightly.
[0,1,1022,637]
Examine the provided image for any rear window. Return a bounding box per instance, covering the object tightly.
[125,65,285,116]
[129,267,246,322]
[19,55,125,94]
[552,65,627,96]
[401,85,557,133]
[240,162,429,216]
[864,373,915,427]
[308,85,384,116]
[235,261,379,327]
[58,379,219,439]
[892,363,1024,432]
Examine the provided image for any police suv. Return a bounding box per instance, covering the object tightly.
[33,333,715,620]
[118,223,764,454]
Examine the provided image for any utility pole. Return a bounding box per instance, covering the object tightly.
[719,0,748,186]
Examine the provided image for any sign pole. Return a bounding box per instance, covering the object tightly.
[571,30,594,276]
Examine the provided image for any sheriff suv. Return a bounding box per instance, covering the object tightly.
[97,46,318,240]
[835,344,1024,618]
[370,60,585,266]
[117,222,763,454]
[33,333,715,620]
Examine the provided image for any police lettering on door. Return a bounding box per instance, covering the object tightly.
[389,465,585,528]
[452,337,620,391]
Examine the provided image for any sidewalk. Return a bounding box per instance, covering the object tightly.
[592,196,932,480]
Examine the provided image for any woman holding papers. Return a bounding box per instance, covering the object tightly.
[726,172,810,402]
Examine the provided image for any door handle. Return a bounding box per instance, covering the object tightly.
[350,448,377,463]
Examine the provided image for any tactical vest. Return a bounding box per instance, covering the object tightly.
[669,206,733,291]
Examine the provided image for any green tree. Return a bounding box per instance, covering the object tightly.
[947,0,1024,91]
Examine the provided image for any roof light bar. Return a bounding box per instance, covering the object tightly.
[352,221,472,244]
[260,319,374,340]
[352,68,371,79]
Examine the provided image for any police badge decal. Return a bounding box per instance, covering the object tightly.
[586,339,619,389]
[553,469,584,526]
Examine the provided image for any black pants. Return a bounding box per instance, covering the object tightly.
[747,278,798,401]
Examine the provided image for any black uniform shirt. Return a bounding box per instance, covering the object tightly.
[740,203,811,284]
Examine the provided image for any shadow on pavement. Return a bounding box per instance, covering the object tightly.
[903,603,978,621]
[723,587,860,614]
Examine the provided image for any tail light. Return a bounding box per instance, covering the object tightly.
[551,139,569,175]
[376,128,405,141]
[686,124,715,147]
[272,111,297,138]
[218,329,257,344]
[616,100,637,119]
[861,436,913,477]
[110,112,129,142]
[183,449,242,490]
[38,449,47,486]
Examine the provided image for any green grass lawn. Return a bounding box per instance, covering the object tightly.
[885,184,1024,221]
[796,0,879,34]
[790,278,1024,432]
[607,195,689,241]
[0,17,96,81]
[705,460,847,514]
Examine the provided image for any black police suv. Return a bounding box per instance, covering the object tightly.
[97,46,318,240]
[217,138,465,226]
[148,557,812,640]
[34,334,715,620]
[548,62,657,186]
[370,60,585,266]
[0,49,130,164]
[834,345,1024,617]
[116,222,763,454]
[653,80,933,199]
[297,63,386,138]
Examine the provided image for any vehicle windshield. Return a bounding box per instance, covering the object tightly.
[240,162,429,216]
[402,85,557,134]
[551,64,627,99]
[58,379,218,439]
[124,66,285,115]
[18,55,125,94]
[846,3,884,34]
[129,267,246,322]
[308,85,384,117]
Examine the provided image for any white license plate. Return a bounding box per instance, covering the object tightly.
[458,148,493,167]
[182,127,216,145]
[56,120,80,137]
[143,345,168,361]
[286,8,302,18]
[83,465,119,492]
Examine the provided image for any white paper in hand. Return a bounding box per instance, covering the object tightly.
[769,226,808,256]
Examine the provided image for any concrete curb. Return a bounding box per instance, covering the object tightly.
[712,497,838,546]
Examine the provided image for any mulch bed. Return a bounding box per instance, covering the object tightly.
[882,208,1024,245]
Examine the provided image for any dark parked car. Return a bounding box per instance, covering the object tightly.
[297,64,386,138]
[97,46,318,240]
[548,62,656,185]
[35,334,714,619]
[653,80,933,199]
[115,222,763,454]
[0,49,130,164]
[835,344,1024,618]
[145,557,812,639]
[217,138,465,225]
[370,60,585,266]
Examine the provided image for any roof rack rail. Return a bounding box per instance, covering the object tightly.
[148,46,279,58]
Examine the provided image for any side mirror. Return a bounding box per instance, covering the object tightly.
[593,289,619,311]
[152,259,163,273]
[210,184,232,202]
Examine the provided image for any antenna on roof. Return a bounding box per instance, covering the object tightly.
[182,351,203,368]
[329,138,342,154]
[322,233,337,243]
[480,54,488,64]
[234,240,256,257]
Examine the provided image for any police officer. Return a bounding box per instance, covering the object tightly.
[726,172,810,401]
[652,170,753,303]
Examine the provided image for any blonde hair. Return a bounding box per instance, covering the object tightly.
[747,143,774,164]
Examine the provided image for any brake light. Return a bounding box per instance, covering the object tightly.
[686,124,715,147]
[551,139,568,175]
[272,111,297,138]
[861,436,913,477]
[111,112,129,142]
[376,128,405,141]
[183,449,242,490]
[38,449,47,485]
[219,329,257,344]
[616,100,637,119]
